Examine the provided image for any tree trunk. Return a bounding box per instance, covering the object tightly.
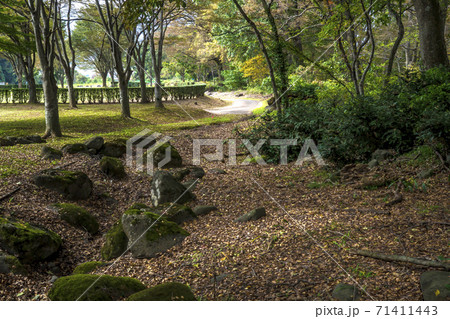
[66,75,77,108]
[26,72,37,104]
[42,68,62,137]
[385,0,405,80]
[413,0,449,69]
[101,72,107,87]
[154,71,163,108]
[110,69,115,87]
[138,68,148,103]
[118,77,131,117]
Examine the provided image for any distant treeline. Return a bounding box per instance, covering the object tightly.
[0,85,206,104]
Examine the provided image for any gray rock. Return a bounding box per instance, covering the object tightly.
[420,271,450,301]
[209,168,226,174]
[100,156,126,179]
[193,205,218,216]
[85,136,104,151]
[101,221,128,261]
[182,179,199,190]
[0,217,62,263]
[50,275,59,283]
[235,207,266,222]
[50,203,99,235]
[145,142,183,169]
[189,166,205,179]
[371,149,395,162]
[417,169,435,180]
[0,138,15,147]
[100,141,126,158]
[151,171,195,206]
[171,168,191,181]
[332,283,360,301]
[41,146,63,160]
[121,210,189,258]
[15,137,33,145]
[61,143,88,154]
[87,148,97,155]
[368,159,379,168]
[32,169,93,200]
[127,203,196,225]
[0,252,27,275]
[25,135,45,144]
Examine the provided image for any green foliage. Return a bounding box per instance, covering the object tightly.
[222,69,246,90]
[72,261,108,275]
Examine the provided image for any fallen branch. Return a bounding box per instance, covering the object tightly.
[0,187,21,203]
[433,149,450,173]
[350,249,450,270]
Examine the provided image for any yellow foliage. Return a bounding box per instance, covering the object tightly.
[241,55,269,83]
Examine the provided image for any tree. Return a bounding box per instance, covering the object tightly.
[95,0,137,117]
[133,28,150,102]
[412,0,449,69]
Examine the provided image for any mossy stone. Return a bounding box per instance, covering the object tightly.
[129,203,151,210]
[100,141,126,158]
[0,252,27,275]
[52,203,99,235]
[152,203,197,225]
[127,282,196,301]
[61,143,88,154]
[72,261,108,275]
[101,220,128,261]
[145,142,183,168]
[100,156,126,179]
[41,146,63,160]
[48,274,146,301]
[235,207,266,222]
[0,217,62,263]
[332,283,360,301]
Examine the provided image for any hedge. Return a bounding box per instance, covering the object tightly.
[0,85,206,104]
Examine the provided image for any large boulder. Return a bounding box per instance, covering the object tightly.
[72,261,109,275]
[41,146,63,161]
[151,171,195,207]
[121,207,189,258]
[145,142,182,169]
[420,271,450,301]
[332,283,360,301]
[127,282,196,301]
[0,217,62,263]
[25,135,45,144]
[32,169,93,200]
[235,207,266,222]
[84,136,104,152]
[0,138,15,147]
[101,220,128,261]
[371,149,395,162]
[100,156,126,179]
[131,203,197,225]
[100,140,126,158]
[51,203,99,235]
[48,274,146,301]
[0,252,27,275]
[61,143,88,154]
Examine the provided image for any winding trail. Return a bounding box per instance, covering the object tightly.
[205,98,262,115]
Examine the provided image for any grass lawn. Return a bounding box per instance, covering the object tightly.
[0,101,238,146]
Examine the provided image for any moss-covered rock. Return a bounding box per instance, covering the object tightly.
[32,169,93,200]
[193,205,218,216]
[100,140,126,158]
[150,171,195,206]
[332,283,360,301]
[127,282,196,301]
[0,217,62,263]
[129,203,151,210]
[51,203,99,235]
[0,137,15,147]
[41,146,63,160]
[152,203,197,225]
[48,274,146,301]
[61,143,88,154]
[72,261,108,275]
[420,271,450,301]
[101,220,128,261]
[85,136,104,151]
[100,156,126,179]
[122,207,189,258]
[145,142,183,169]
[0,252,27,275]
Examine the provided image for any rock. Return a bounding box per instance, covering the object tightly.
[25,135,45,144]
[121,208,189,258]
[171,168,191,182]
[332,283,360,301]
[417,169,435,180]
[101,220,128,261]
[371,149,395,162]
[0,252,27,275]
[15,137,33,144]
[147,203,197,225]
[41,146,63,160]
[61,143,88,154]
[235,207,266,222]
[150,171,195,206]
[189,166,205,179]
[72,261,109,275]
[100,156,126,179]
[32,169,93,200]
[145,142,183,169]
[420,271,450,301]
[48,274,146,301]
[0,217,62,263]
[182,179,199,190]
[368,159,379,168]
[209,168,226,174]
[50,275,59,283]
[193,205,218,216]
[236,93,244,97]
[85,136,104,151]
[127,282,196,301]
[51,203,99,235]
[0,138,15,147]
[100,140,126,158]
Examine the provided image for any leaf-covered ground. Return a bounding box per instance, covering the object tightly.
[0,102,448,301]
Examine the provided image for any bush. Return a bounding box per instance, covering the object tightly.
[223,69,246,90]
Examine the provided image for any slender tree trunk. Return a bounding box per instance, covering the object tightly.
[26,72,37,104]
[101,72,107,87]
[42,68,62,137]
[385,0,405,80]
[154,70,163,108]
[110,69,115,87]
[66,75,77,108]
[412,0,449,69]
[118,77,131,117]
[138,69,148,103]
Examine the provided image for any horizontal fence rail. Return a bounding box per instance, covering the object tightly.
[0,85,206,104]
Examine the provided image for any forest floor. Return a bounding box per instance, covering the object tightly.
[0,97,449,301]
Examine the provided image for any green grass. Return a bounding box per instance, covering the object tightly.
[252,100,268,116]
[0,102,239,146]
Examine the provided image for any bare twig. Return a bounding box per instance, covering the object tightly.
[0,187,21,203]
